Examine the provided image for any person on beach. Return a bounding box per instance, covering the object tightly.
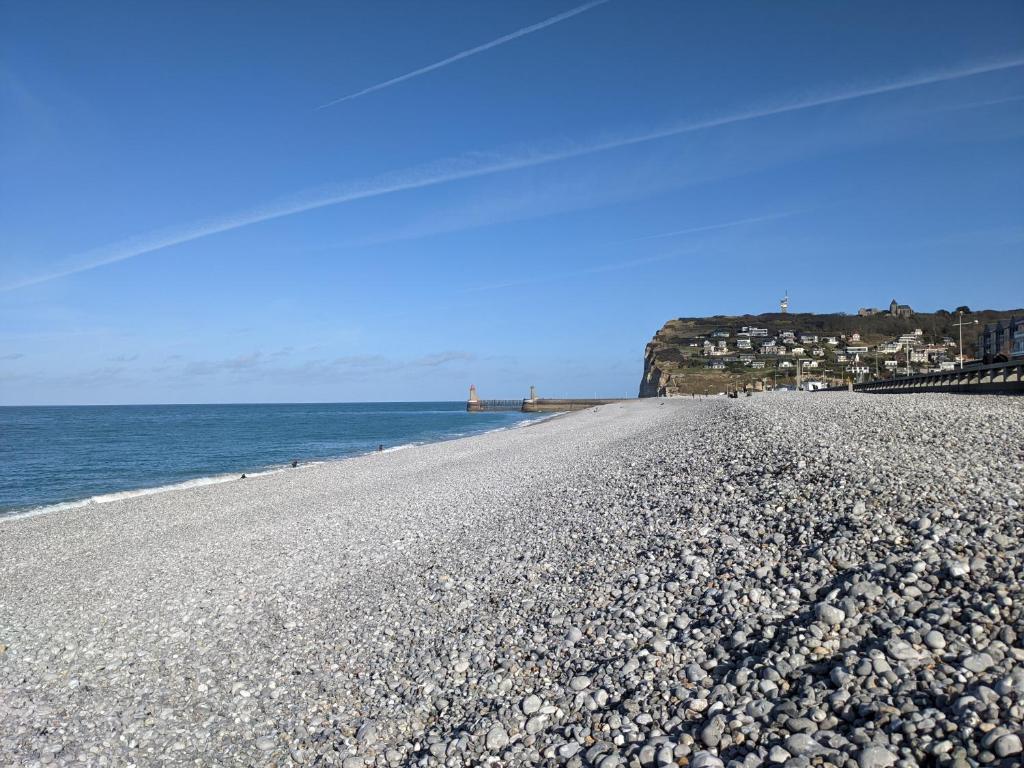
[240,474,246,479]
[378,444,384,452]
[291,460,298,468]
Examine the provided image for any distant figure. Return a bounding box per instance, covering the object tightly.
[378,444,384,452]
[240,473,246,479]
[291,460,298,468]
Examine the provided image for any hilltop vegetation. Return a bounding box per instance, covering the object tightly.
[640,307,1022,396]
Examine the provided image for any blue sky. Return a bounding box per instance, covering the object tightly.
[1,0,1022,405]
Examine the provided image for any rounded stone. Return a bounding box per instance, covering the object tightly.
[521,694,542,715]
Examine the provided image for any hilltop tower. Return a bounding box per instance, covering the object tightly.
[780,290,789,314]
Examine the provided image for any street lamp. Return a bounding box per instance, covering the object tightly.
[954,310,979,369]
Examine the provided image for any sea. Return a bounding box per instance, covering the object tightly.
[0,402,547,519]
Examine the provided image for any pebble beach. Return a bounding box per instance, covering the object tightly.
[1,394,1022,768]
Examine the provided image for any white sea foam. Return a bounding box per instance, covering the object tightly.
[1,474,247,521]
[378,443,416,454]
[2,416,552,523]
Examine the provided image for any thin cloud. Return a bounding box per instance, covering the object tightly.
[413,351,476,367]
[621,211,801,243]
[1,352,26,360]
[317,0,611,109]
[584,247,700,274]
[463,210,788,292]
[6,55,1023,292]
[929,93,1024,112]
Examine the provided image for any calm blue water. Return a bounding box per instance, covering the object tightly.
[0,402,544,516]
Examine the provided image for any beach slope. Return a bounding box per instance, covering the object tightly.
[1,395,1022,766]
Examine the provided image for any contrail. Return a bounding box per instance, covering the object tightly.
[317,0,611,109]
[6,55,1023,292]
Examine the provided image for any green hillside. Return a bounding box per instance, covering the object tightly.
[639,307,1022,396]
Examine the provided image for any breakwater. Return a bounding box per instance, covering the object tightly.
[466,385,630,412]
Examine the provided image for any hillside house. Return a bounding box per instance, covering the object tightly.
[978,317,1022,358]
[751,361,766,369]
[737,338,752,349]
[707,360,726,370]
[884,360,899,370]
[825,336,839,346]
[744,326,768,337]
[811,348,825,357]
[779,361,793,369]
[846,346,869,355]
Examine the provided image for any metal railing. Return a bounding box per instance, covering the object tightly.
[824,359,1024,394]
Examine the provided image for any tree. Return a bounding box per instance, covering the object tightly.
[954,305,971,314]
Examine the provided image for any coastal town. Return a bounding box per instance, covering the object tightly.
[640,296,1024,396]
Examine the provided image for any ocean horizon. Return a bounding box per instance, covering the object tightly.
[0,401,548,518]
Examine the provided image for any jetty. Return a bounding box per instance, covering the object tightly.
[466,385,630,413]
